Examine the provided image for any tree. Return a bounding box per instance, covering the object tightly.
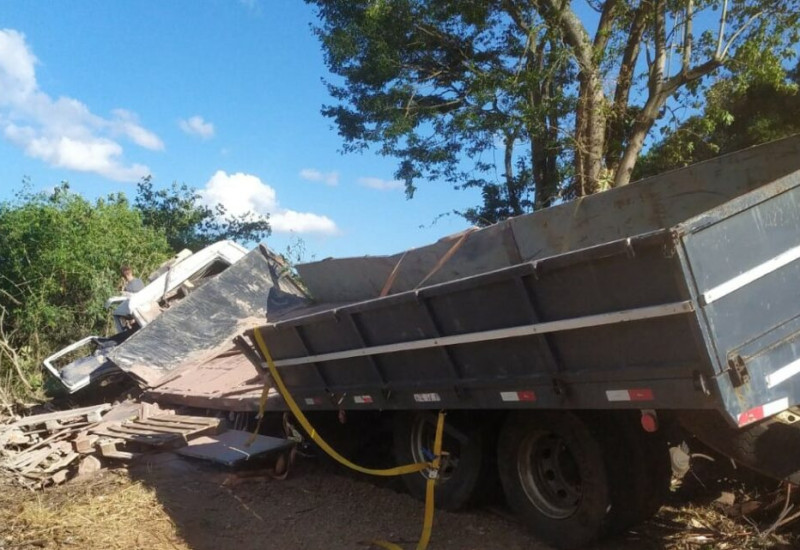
[0,183,172,393]
[308,0,800,223]
[635,58,800,178]
[135,176,271,252]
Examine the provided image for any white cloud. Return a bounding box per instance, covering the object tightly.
[112,109,163,149]
[179,115,215,139]
[200,170,339,235]
[358,176,404,191]
[299,168,339,186]
[0,29,162,182]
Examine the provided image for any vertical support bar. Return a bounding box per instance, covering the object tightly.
[342,312,390,387]
[291,325,333,389]
[511,275,563,376]
[418,294,465,384]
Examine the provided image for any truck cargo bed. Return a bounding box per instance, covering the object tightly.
[250,136,800,429]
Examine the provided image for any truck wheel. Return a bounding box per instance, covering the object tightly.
[677,408,800,484]
[393,411,486,511]
[497,411,610,550]
[598,411,671,534]
[634,420,672,519]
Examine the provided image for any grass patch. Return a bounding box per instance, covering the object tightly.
[0,471,188,550]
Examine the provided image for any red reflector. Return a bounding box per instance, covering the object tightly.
[640,412,658,433]
[738,406,765,427]
[629,388,654,401]
[518,391,536,402]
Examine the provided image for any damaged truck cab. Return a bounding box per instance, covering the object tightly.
[43,241,248,393]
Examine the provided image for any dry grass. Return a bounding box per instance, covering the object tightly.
[641,503,798,550]
[0,470,188,550]
[0,460,798,550]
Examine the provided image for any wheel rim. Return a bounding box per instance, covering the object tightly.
[517,431,582,519]
[409,415,460,481]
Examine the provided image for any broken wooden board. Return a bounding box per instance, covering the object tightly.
[175,429,292,466]
[10,404,111,429]
[91,413,222,450]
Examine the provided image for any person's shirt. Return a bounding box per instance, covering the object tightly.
[124,278,145,293]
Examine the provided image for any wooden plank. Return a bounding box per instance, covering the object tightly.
[5,445,53,469]
[91,426,185,448]
[100,424,184,440]
[133,418,220,434]
[74,434,99,454]
[99,441,138,460]
[43,452,78,473]
[116,423,191,435]
[117,423,204,437]
[11,404,111,429]
[16,448,56,474]
[144,419,218,430]
[148,414,220,426]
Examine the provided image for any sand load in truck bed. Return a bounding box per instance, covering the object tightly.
[296,136,800,303]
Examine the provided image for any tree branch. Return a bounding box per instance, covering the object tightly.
[652,0,668,97]
[593,0,620,53]
[720,11,765,60]
[613,5,648,112]
[682,0,694,75]
[535,0,595,72]
[715,0,729,59]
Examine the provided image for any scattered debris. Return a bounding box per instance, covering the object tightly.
[0,403,109,488]
[91,412,222,450]
[0,400,273,489]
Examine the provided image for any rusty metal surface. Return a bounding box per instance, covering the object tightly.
[145,349,267,412]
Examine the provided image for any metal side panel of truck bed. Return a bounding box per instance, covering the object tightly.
[675,169,800,427]
[297,135,800,303]
[246,136,800,431]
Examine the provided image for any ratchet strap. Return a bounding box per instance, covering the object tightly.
[251,327,444,549]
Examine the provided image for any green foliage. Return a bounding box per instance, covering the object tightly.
[309,0,800,223]
[0,176,271,402]
[310,0,570,223]
[0,183,172,397]
[635,59,800,179]
[135,176,271,252]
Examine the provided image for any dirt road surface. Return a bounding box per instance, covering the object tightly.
[6,450,795,550]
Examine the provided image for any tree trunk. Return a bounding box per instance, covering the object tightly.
[504,134,523,215]
[575,72,607,195]
[614,94,665,186]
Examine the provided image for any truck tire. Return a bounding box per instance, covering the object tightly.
[677,408,800,485]
[497,411,612,550]
[598,411,671,534]
[393,411,487,511]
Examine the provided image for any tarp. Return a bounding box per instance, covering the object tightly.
[109,246,308,387]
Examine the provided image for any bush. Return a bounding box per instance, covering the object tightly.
[0,183,171,399]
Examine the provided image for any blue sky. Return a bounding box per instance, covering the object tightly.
[0,0,482,260]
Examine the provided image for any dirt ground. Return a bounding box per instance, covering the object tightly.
[2,450,798,550]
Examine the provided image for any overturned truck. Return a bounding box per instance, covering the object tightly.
[239,136,800,549]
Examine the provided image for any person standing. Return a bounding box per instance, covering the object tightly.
[120,265,145,293]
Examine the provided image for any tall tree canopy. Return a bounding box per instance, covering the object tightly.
[635,58,800,178]
[309,0,800,224]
